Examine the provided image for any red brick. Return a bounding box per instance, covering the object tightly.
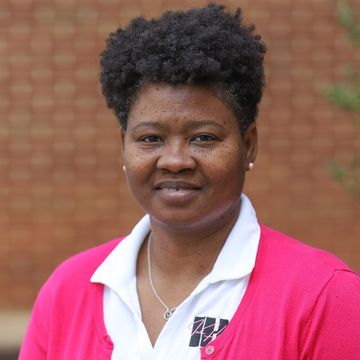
[1,0,360,311]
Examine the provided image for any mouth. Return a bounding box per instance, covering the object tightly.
[154,181,201,202]
[155,181,201,191]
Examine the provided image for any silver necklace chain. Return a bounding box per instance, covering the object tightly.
[147,234,177,321]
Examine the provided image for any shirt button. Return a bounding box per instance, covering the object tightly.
[205,345,215,355]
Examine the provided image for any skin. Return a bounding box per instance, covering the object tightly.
[121,82,257,345]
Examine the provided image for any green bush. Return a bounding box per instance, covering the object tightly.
[325,0,360,199]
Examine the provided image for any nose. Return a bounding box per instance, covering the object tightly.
[156,140,196,173]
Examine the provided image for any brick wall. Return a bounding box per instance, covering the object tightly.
[0,0,359,311]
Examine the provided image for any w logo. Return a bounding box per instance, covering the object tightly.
[188,316,229,347]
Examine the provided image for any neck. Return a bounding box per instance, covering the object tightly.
[136,204,241,323]
[147,205,240,280]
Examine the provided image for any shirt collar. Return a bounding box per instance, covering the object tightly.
[90,215,150,293]
[206,194,260,284]
[91,194,260,292]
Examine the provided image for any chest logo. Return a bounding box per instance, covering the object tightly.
[189,316,229,347]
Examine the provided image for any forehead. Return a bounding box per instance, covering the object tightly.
[126,82,240,130]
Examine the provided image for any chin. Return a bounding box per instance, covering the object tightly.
[151,213,206,231]
[149,202,241,233]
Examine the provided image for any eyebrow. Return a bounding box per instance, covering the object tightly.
[131,121,167,132]
[187,120,226,130]
[131,119,225,132]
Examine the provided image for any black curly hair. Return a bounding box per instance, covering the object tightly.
[100,3,266,135]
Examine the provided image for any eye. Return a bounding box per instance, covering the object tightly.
[140,135,163,143]
[191,134,218,143]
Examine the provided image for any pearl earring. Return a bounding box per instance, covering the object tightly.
[248,162,254,170]
[122,165,126,172]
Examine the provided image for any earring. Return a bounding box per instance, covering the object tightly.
[122,165,126,172]
[248,162,254,170]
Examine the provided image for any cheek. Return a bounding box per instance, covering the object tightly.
[212,148,245,186]
[209,144,243,171]
[123,149,156,185]
[124,144,145,170]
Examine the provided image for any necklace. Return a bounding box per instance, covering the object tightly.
[147,234,177,321]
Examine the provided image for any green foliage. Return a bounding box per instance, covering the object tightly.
[336,0,360,43]
[326,83,360,114]
[328,159,360,200]
[325,0,360,200]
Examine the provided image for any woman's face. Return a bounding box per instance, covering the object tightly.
[121,83,257,232]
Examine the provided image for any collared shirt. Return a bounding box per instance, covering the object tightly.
[91,194,260,360]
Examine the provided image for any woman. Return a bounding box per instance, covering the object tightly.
[20,4,360,359]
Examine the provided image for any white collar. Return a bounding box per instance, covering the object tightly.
[206,194,260,283]
[91,194,260,294]
[91,214,150,294]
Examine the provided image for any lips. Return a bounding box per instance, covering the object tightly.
[155,181,201,191]
[154,180,201,203]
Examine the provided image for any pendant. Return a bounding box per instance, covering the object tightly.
[164,308,176,320]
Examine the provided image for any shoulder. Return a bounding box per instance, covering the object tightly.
[255,225,359,304]
[20,239,123,358]
[259,224,354,273]
[46,238,123,290]
[259,226,360,342]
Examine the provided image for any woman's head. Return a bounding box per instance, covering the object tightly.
[120,82,258,231]
[100,3,266,135]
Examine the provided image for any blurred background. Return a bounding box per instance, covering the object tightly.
[0,0,359,357]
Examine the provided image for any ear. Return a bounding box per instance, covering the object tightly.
[243,123,258,168]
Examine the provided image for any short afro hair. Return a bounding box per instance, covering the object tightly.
[100,3,266,134]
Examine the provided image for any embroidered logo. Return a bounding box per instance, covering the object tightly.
[188,316,229,347]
